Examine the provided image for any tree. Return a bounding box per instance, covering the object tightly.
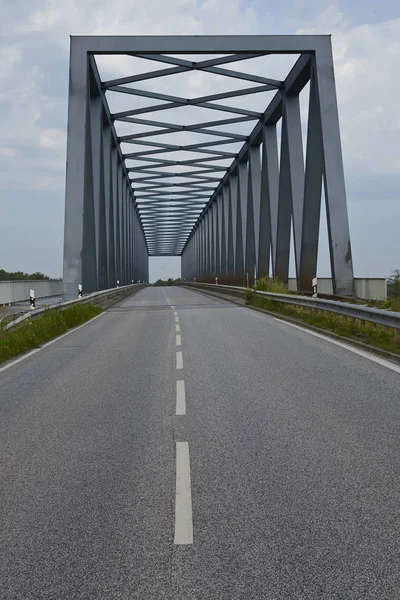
[388,270,400,298]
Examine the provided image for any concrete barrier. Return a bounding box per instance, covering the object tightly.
[287,278,387,300]
[0,281,63,305]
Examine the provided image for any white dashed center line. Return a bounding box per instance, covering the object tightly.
[175,324,180,333]
[174,311,178,317]
[176,351,183,370]
[176,334,182,346]
[176,380,186,415]
[175,316,179,324]
[174,441,193,545]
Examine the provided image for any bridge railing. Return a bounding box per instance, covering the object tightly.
[182,283,400,331]
[0,280,64,305]
[3,284,146,331]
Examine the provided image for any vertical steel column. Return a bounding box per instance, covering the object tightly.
[128,199,132,282]
[223,185,232,284]
[315,41,354,296]
[275,94,304,284]
[234,171,244,286]
[229,173,238,285]
[259,124,279,279]
[205,209,211,282]
[212,199,219,283]
[238,159,249,286]
[247,144,261,285]
[89,75,108,291]
[217,191,226,283]
[202,216,207,282]
[300,63,323,292]
[63,43,94,298]
[198,220,203,281]
[208,204,214,283]
[103,125,115,288]
[116,161,123,284]
[112,146,119,287]
[197,220,201,281]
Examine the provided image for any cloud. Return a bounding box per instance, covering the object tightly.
[39,128,66,149]
[296,5,400,177]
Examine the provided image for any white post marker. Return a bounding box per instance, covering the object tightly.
[174,441,193,545]
[78,284,83,298]
[312,277,318,298]
[215,277,218,285]
[29,289,35,309]
[116,280,120,288]
[176,380,186,415]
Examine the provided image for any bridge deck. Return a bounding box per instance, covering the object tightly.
[0,287,398,599]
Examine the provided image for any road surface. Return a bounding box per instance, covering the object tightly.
[0,286,399,599]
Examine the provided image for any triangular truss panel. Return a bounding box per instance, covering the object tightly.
[63,36,354,298]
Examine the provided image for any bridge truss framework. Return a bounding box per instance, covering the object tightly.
[63,35,354,298]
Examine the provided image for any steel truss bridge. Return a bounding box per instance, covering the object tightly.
[63,35,354,299]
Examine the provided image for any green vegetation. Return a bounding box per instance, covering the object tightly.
[152,278,181,286]
[245,290,400,355]
[254,275,288,294]
[386,270,400,311]
[0,303,103,364]
[0,269,60,281]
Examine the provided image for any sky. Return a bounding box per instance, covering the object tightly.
[0,0,399,282]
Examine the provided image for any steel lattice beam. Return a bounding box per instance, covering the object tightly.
[63,35,354,296]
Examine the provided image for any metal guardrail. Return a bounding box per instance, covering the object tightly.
[182,283,400,331]
[3,284,145,331]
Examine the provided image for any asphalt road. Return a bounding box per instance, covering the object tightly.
[0,286,399,599]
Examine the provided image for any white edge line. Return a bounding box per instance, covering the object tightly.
[174,441,193,545]
[176,334,182,346]
[0,312,106,375]
[274,318,400,375]
[176,380,186,415]
[176,351,183,370]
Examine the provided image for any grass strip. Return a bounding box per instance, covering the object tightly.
[0,303,103,364]
[245,290,400,355]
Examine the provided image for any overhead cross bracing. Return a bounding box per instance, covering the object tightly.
[63,36,354,298]
[104,53,282,257]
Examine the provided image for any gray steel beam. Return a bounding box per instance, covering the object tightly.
[247,144,261,285]
[299,63,323,292]
[314,43,354,295]
[229,174,238,283]
[72,35,326,54]
[65,36,353,295]
[238,160,248,286]
[259,124,279,279]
